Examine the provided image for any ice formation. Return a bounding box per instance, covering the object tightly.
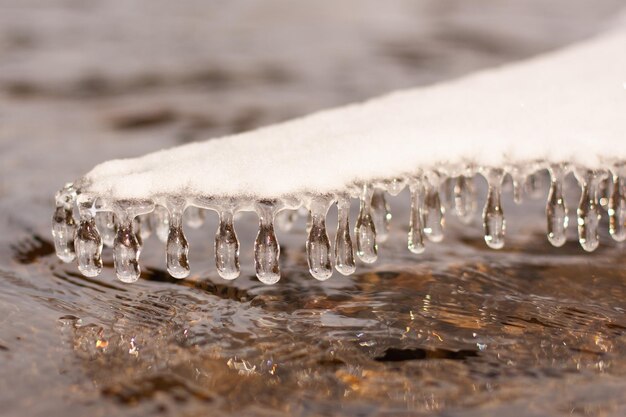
[53,24,626,283]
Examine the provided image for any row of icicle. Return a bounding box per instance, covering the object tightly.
[52,165,626,284]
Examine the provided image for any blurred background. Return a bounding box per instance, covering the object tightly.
[1,1,626,416]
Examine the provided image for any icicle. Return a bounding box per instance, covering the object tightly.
[137,214,152,240]
[95,211,116,247]
[407,179,425,254]
[385,178,406,196]
[441,177,455,211]
[166,199,190,279]
[112,201,154,283]
[599,178,611,211]
[483,169,506,249]
[355,184,377,263]
[276,210,297,232]
[371,190,391,243]
[254,200,281,284]
[75,197,103,277]
[52,184,77,263]
[508,166,527,204]
[546,165,569,247]
[185,206,205,229]
[575,170,605,252]
[335,196,356,275]
[609,168,626,242]
[454,175,476,224]
[306,197,333,281]
[215,209,240,280]
[150,205,169,243]
[423,175,444,243]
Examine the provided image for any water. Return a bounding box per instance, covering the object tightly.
[2,1,626,416]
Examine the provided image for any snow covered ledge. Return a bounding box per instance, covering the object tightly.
[53,23,626,283]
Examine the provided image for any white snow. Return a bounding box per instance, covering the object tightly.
[81,24,626,200]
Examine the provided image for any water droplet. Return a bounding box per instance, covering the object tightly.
[254,201,281,284]
[546,165,569,247]
[113,217,142,283]
[166,201,190,279]
[483,169,506,249]
[609,171,626,242]
[215,210,240,280]
[334,197,356,275]
[75,198,103,277]
[423,177,444,243]
[454,175,476,224]
[306,197,333,281]
[150,205,169,243]
[52,184,77,263]
[185,206,205,229]
[575,169,605,252]
[371,190,391,243]
[355,184,377,263]
[408,180,425,254]
[385,178,406,196]
[95,211,116,247]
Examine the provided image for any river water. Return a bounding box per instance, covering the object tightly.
[1,1,626,416]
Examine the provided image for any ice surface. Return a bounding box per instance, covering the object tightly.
[78,24,626,201]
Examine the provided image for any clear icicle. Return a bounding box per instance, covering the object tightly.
[454,175,476,224]
[371,190,391,243]
[75,198,103,277]
[355,184,378,263]
[112,201,153,283]
[408,179,426,254]
[52,184,77,263]
[334,197,356,276]
[483,169,506,249]
[113,217,142,282]
[423,177,444,243]
[185,206,205,229]
[150,205,170,243]
[215,210,240,280]
[95,211,116,247]
[254,201,281,284]
[546,165,569,247]
[608,171,626,242]
[575,170,604,252]
[306,197,333,281]
[165,201,190,279]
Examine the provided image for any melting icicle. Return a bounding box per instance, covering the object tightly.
[95,211,116,247]
[423,176,444,242]
[150,205,170,243]
[609,169,626,242]
[575,170,604,252]
[546,165,569,247]
[185,206,205,229]
[408,179,425,254]
[335,196,356,275]
[75,197,103,277]
[371,190,391,243]
[52,184,77,263]
[112,201,154,283]
[166,200,190,279]
[483,169,506,249]
[215,210,240,280]
[254,201,281,284]
[441,177,455,210]
[453,175,476,224]
[306,197,333,281]
[355,184,378,263]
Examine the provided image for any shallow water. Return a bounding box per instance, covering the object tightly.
[1,1,626,416]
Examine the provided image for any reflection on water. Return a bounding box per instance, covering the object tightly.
[1,1,626,416]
